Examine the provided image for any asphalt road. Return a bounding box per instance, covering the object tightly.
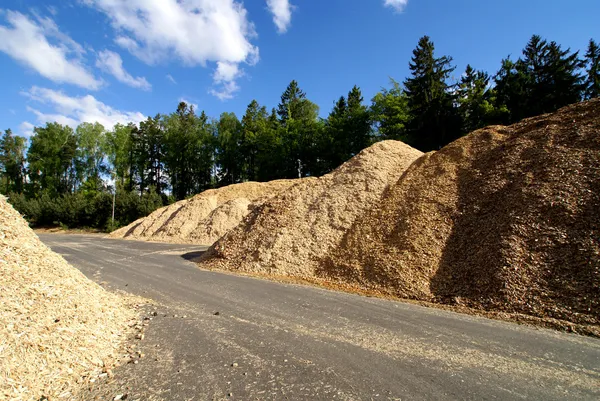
[39,233,600,401]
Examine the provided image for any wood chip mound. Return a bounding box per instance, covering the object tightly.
[324,99,600,329]
[0,196,137,400]
[202,140,424,278]
[109,179,299,245]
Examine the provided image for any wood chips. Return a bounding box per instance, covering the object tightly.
[0,196,138,400]
[202,100,600,334]
[202,140,424,278]
[109,179,299,245]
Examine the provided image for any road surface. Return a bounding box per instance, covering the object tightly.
[39,234,600,401]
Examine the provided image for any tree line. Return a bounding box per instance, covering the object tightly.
[2,35,599,230]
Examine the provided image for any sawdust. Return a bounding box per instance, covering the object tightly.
[324,99,600,329]
[0,196,139,400]
[203,140,424,277]
[110,180,298,245]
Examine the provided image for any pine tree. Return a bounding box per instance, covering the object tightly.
[584,38,600,99]
[404,36,459,151]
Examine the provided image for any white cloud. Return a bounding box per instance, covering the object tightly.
[96,50,151,90]
[384,0,409,12]
[166,74,177,84]
[266,0,294,34]
[82,0,259,99]
[19,121,35,138]
[23,86,146,130]
[0,11,101,89]
[209,81,240,101]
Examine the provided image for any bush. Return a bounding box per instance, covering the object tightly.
[7,189,165,232]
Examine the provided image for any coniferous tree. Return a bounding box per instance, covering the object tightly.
[241,100,269,181]
[457,65,497,133]
[277,80,307,124]
[584,39,600,99]
[404,36,460,151]
[216,112,244,185]
[496,35,584,122]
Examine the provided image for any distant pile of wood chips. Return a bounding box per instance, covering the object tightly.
[0,196,140,400]
[110,179,300,245]
[202,100,600,335]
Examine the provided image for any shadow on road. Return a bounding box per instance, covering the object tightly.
[180,250,206,263]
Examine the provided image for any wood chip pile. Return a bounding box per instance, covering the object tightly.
[326,99,600,328]
[202,140,424,278]
[109,179,299,245]
[202,100,599,332]
[0,196,137,400]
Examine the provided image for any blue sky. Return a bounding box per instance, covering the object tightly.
[1,0,598,137]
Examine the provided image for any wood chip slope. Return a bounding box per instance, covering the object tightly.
[202,140,424,277]
[326,99,600,328]
[0,196,136,400]
[109,179,298,245]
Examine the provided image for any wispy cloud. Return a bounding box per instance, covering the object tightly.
[166,74,177,84]
[266,0,294,34]
[384,0,409,12]
[96,50,151,90]
[19,121,35,138]
[22,86,146,129]
[0,11,101,89]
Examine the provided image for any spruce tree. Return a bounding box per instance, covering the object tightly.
[404,36,459,151]
[458,65,496,133]
[277,80,307,124]
[584,39,600,99]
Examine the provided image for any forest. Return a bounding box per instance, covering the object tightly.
[1,35,599,231]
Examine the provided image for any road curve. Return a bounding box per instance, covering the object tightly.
[39,233,600,401]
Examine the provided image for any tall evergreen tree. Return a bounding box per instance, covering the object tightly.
[323,86,372,171]
[241,100,270,180]
[277,80,307,124]
[216,112,244,185]
[457,65,496,133]
[495,35,584,122]
[584,38,600,99]
[404,36,459,151]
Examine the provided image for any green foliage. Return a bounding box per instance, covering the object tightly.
[495,34,584,123]
[27,122,78,196]
[403,36,461,151]
[370,80,410,140]
[585,38,600,99]
[0,129,26,194]
[5,34,593,230]
[322,86,373,172]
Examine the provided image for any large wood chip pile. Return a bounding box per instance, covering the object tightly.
[109,179,299,245]
[203,140,424,277]
[0,196,137,400]
[202,100,599,332]
[326,99,600,328]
